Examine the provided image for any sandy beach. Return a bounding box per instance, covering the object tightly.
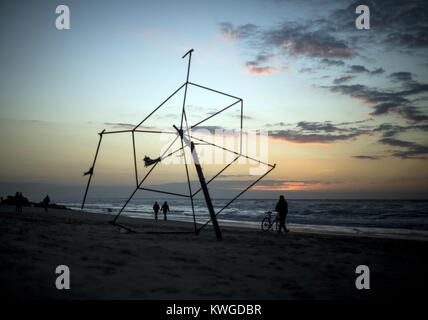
[0,205,427,300]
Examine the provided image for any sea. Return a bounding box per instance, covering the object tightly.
[59,198,428,240]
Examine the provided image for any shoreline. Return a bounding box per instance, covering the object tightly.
[56,205,428,242]
[1,205,427,299]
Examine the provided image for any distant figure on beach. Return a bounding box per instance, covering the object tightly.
[43,195,50,212]
[153,201,160,220]
[15,192,22,212]
[275,195,289,232]
[18,192,24,212]
[161,201,170,221]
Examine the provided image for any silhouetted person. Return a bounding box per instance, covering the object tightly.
[15,192,20,212]
[153,201,160,220]
[275,195,289,232]
[43,195,50,212]
[161,201,169,221]
[18,192,24,212]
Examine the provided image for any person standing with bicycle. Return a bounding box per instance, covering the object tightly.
[275,195,289,232]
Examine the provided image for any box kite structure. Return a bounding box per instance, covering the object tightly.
[81,49,276,239]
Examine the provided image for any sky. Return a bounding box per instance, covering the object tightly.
[1,0,428,200]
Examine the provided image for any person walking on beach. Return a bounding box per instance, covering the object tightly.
[153,201,160,220]
[15,192,21,213]
[275,195,289,232]
[43,195,50,212]
[18,192,24,212]
[161,201,170,221]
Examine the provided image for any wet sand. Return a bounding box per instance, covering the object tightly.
[0,205,427,299]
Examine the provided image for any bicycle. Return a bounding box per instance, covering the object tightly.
[261,211,279,232]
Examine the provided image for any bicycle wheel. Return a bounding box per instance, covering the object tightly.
[261,217,271,232]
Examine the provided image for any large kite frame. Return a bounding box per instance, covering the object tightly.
[81,49,276,239]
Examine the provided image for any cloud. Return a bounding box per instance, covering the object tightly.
[352,155,381,160]
[269,129,366,145]
[371,68,386,75]
[325,81,428,121]
[330,0,428,50]
[264,118,428,160]
[263,25,356,58]
[348,65,369,73]
[262,117,428,161]
[389,72,413,82]
[219,17,357,74]
[242,53,288,76]
[268,119,374,145]
[104,122,135,129]
[219,22,258,41]
[297,121,347,133]
[379,137,428,159]
[220,0,428,81]
[266,119,374,130]
[333,75,353,84]
[347,65,385,75]
[320,58,345,66]
[243,65,277,75]
[264,122,291,128]
[369,122,428,138]
[251,179,338,191]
